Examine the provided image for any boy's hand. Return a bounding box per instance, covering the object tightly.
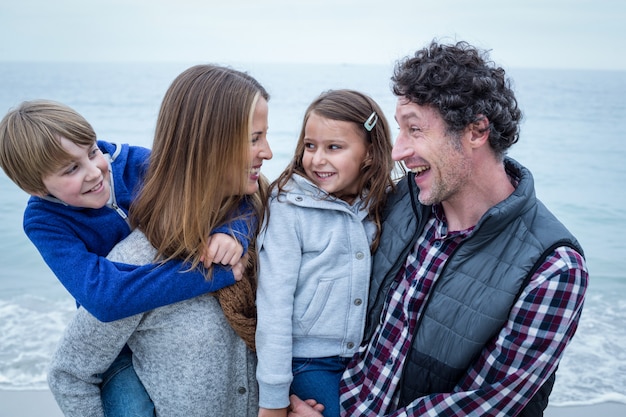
[200,233,243,268]
[231,254,249,282]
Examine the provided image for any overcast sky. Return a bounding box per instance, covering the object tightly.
[1,0,624,70]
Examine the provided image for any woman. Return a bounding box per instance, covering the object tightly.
[47,64,272,417]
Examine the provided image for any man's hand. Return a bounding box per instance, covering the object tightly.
[287,395,324,417]
[258,406,288,417]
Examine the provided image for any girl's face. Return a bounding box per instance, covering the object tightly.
[302,112,369,201]
[246,97,272,194]
[40,138,111,208]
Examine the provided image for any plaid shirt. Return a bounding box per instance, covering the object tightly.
[340,206,588,417]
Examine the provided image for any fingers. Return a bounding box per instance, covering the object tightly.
[232,260,244,281]
[201,233,244,268]
[303,399,324,412]
[287,394,324,417]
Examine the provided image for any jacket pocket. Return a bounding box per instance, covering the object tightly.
[298,279,335,335]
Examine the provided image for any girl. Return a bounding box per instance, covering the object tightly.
[256,89,402,417]
[47,64,272,417]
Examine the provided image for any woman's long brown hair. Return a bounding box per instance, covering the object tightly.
[130,65,269,274]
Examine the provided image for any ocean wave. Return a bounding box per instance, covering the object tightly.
[547,285,626,406]
[551,392,626,407]
[2,287,626,406]
[0,296,73,390]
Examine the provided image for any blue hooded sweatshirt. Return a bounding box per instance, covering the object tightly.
[24,140,250,322]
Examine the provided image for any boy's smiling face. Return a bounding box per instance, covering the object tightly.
[40,138,111,208]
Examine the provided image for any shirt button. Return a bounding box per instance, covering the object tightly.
[386,357,393,365]
[367,393,374,401]
[355,251,365,260]
[295,196,303,202]
[433,240,442,248]
[354,298,362,306]
[237,387,247,394]
[347,342,355,349]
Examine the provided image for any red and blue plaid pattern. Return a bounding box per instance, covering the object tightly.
[340,211,587,417]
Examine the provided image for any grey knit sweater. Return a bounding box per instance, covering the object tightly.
[47,230,258,417]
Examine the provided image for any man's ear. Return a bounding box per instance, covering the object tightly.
[469,115,490,148]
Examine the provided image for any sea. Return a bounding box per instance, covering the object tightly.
[0,61,625,408]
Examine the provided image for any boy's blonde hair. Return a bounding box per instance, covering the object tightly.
[0,100,96,195]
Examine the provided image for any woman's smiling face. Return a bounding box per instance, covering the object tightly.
[245,96,272,195]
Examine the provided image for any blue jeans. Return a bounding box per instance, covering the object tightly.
[100,347,155,417]
[291,356,350,417]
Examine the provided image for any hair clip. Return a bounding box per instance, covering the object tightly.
[364,111,378,132]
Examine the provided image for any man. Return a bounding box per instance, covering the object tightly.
[289,40,588,417]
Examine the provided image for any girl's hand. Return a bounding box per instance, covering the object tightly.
[200,233,243,268]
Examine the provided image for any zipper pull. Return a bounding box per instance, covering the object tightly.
[111,203,128,220]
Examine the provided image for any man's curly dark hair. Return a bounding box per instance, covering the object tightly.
[391,40,522,158]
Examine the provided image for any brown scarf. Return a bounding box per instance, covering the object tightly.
[214,266,257,352]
